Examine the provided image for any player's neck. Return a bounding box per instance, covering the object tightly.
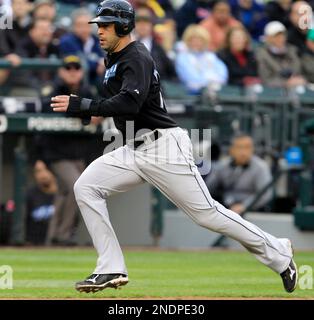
[112,36,133,53]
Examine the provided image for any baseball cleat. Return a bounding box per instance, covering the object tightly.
[280,239,298,293]
[280,259,298,293]
[75,273,129,293]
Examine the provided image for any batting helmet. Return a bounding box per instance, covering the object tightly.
[89,0,135,37]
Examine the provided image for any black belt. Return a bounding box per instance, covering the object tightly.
[133,130,161,149]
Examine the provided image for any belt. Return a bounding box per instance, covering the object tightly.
[132,130,162,149]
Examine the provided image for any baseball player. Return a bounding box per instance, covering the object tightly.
[51,0,298,293]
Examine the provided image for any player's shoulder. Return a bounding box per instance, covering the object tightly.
[125,41,154,64]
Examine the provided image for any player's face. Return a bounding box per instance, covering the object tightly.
[97,23,121,53]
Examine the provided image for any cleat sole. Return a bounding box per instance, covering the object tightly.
[75,276,129,293]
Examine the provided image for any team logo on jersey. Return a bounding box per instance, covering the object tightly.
[104,63,118,84]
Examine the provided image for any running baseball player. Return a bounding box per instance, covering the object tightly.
[51,0,298,293]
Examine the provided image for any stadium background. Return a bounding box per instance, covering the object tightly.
[0,0,313,298]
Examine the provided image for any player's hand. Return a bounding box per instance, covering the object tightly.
[51,95,70,112]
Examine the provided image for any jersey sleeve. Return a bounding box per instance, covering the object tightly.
[88,57,152,117]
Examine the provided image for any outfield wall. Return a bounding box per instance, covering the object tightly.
[159,210,314,251]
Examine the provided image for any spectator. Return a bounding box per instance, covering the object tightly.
[32,0,68,44]
[0,0,32,84]
[287,1,312,55]
[59,8,105,84]
[229,0,268,41]
[206,133,273,214]
[175,24,228,94]
[218,26,259,86]
[130,0,175,19]
[200,0,242,51]
[38,55,94,246]
[265,0,292,28]
[301,29,314,84]
[134,7,177,80]
[26,160,57,245]
[175,0,212,38]
[16,19,60,89]
[32,0,56,22]
[0,0,32,56]
[256,21,306,88]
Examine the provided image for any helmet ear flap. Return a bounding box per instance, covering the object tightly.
[114,21,133,37]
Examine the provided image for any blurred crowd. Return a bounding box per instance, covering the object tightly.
[0,0,313,245]
[0,0,314,95]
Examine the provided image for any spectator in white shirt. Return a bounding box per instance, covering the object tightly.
[175,24,228,94]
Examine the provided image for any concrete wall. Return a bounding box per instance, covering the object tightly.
[159,210,314,251]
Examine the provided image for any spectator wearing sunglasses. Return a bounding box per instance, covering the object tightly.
[37,55,95,246]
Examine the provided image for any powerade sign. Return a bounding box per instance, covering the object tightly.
[0,116,98,133]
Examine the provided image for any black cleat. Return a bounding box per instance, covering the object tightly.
[75,273,129,293]
[280,259,298,293]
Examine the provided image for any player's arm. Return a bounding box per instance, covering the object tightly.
[51,58,151,117]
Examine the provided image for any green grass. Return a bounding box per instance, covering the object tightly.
[0,248,313,299]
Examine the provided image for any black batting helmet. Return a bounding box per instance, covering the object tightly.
[89,0,135,37]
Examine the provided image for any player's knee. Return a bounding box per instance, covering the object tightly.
[73,176,103,203]
[193,207,225,232]
[194,214,211,228]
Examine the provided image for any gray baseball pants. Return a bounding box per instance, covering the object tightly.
[73,127,292,275]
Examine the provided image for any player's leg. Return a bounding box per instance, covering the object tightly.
[73,146,145,286]
[134,128,294,277]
